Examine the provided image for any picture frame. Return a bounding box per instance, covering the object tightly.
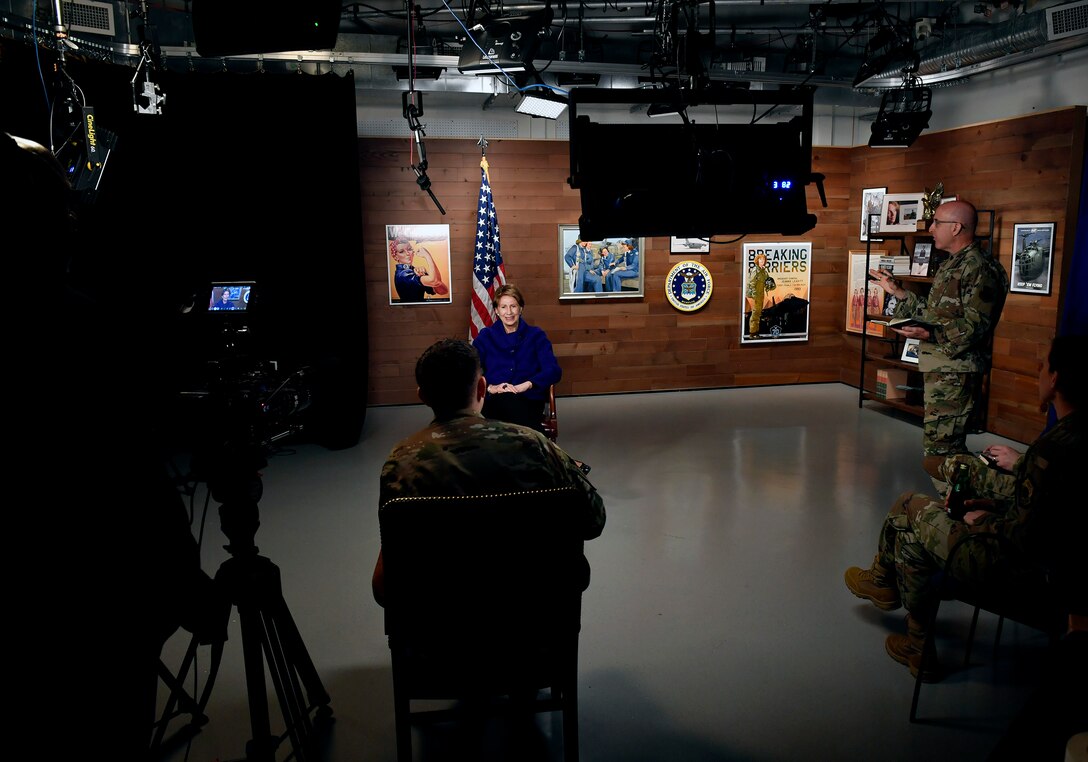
[1010,222,1055,295]
[385,224,452,305]
[860,187,886,242]
[559,225,644,300]
[671,236,710,254]
[846,251,887,336]
[879,192,924,233]
[911,240,933,277]
[867,213,883,242]
[900,338,920,364]
[741,242,812,344]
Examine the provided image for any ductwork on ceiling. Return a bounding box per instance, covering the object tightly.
[856,0,1088,89]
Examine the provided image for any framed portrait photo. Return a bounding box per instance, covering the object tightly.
[670,236,710,254]
[900,338,921,364]
[911,240,933,277]
[559,225,644,300]
[860,187,886,242]
[1010,222,1055,295]
[879,192,924,233]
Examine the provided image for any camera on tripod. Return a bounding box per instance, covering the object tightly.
[181,280,312,504]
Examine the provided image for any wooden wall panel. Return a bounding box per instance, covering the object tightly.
[360,106,1083,447]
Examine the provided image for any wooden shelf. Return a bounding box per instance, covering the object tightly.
[861,391,924,417]
[865,352,919,371]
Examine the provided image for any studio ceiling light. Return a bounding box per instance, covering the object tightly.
[868,85,932,148]
[515,86,568,119]
[457,9,553,76]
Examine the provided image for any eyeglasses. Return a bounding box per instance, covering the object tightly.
[931,218,956,226]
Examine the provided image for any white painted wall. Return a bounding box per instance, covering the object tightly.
[356,46,1088,146]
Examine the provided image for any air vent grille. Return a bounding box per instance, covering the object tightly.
[1046,0,1087,41]
[62,0,115,36]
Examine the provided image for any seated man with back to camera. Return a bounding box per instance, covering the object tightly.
[372,338,606,606]
[844,334,1085,682]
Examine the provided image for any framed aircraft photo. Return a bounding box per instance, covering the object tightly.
[1010,222,1055,295]
[671,236,710,254]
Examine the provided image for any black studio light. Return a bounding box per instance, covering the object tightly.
[869,86,932,148]
[457,9,553,75]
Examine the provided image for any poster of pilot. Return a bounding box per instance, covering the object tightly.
[741,242,811,344]
[1010,222,1055,295]
[385,224,452,305]
[558,225,644,299]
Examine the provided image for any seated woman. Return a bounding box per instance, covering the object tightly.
[473,284,561,432]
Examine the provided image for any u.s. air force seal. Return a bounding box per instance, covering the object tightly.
[665,260,713,312]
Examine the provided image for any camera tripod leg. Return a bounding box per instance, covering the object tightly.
[219,554,333,762]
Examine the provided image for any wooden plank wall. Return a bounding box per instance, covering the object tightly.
[361,106,1083,445]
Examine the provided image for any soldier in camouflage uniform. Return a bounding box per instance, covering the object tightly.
[372,338,605,604]
[844,335,1085,681]
[869,200,1008,485]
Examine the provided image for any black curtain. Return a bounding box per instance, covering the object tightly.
[3,41,368,448]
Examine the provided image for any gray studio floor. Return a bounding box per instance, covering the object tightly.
[155,382,1056,762]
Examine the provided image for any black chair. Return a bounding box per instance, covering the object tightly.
[909,531,1070,722]
[378,486,586,762]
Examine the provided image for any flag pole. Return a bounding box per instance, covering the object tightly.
[478,135,489,177]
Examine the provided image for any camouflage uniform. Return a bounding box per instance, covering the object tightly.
[380,410,605,540]
[873,411,1084,620]
[893,241,1007,456]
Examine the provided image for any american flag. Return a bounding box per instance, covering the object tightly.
[469,159,506,340]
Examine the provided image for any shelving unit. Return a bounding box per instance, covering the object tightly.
[857,210,996,425]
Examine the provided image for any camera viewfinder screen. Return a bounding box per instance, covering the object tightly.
[209,283,253,311]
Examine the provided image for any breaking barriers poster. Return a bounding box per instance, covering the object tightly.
[741,242,812,344]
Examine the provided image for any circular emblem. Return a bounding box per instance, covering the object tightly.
[665,260,713,312]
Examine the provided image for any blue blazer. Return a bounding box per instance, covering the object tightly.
[473,319,562,401]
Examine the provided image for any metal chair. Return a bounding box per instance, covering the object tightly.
[378,486,585,762]
[909,531,1070,722]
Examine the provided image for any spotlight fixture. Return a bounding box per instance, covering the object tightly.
[515,85,568,119]
[868,86,932,148]
[457,9,553,75]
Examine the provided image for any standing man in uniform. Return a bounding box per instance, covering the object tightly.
[869,200,1007,485]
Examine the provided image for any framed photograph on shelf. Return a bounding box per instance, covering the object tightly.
[900,338,921,364]
[867,213,884,242]
[846,251,887,336]
[670,236,710,254]
[879,192,924,233]
[911,240,933,276]
[1010,222,1055,295]
[860,187,886,242]
[558,225,644,300]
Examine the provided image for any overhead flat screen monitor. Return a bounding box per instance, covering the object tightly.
[569,90,819,240]
[209,282,253,312]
